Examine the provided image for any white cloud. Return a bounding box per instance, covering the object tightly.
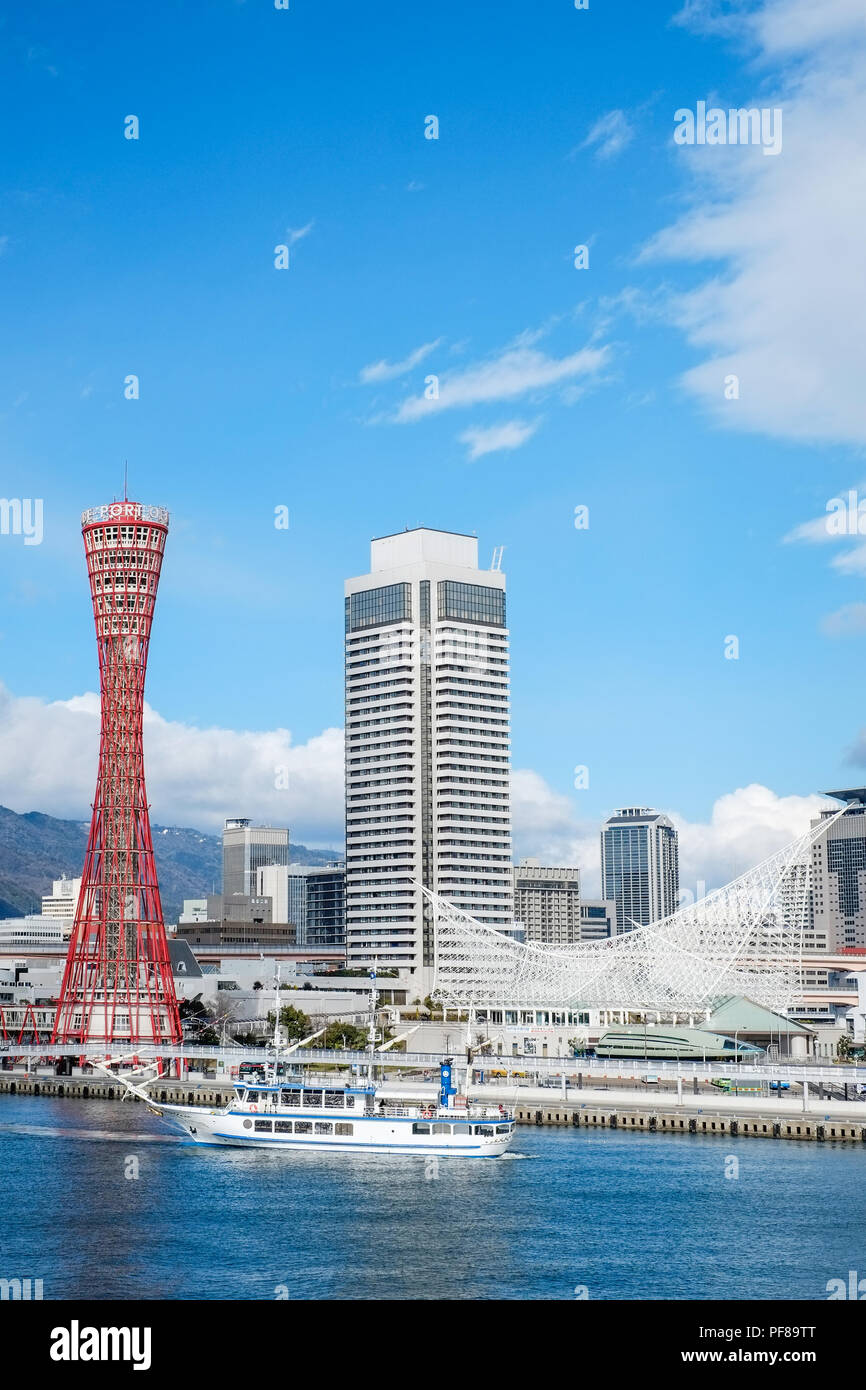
[0,684,344,847]
[784,487,866,587]
[458,418,540,460]
[643,0,866,446]
[581,109,634,160]
[285,221,314,247]
[394,342,610,423]
[359,338,442,384]
[0,684,831,905]
[670,784,832,895]
[821,603,866,636]
[511,771,831,903]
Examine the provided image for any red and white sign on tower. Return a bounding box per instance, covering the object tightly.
[52,501,181,1046]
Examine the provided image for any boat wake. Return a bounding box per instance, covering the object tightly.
[0,1122,185,1144]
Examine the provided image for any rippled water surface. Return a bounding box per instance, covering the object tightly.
[1,1094,863,1300]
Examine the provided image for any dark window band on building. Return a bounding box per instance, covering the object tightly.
[437,580,505,627]
[349,583,412,631]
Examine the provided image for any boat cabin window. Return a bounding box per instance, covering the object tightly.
[412,1123,431,1135]
[254,1119,273,1133]
[302,1091,323,1108]
[335,1123,353,1136]
[324,1091,345,1109]
[432,1123,451,1135]
[474,1126,494,1137]
[315,1121,333,1135]
[280,1089,299,1106]
[275,1121,293,1133]
[295,1121,312,1134]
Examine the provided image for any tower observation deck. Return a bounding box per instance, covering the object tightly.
[52,501,181,1046]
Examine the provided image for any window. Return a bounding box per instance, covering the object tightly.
[438,580,505,627]
[275,1121,293,1134]
[412,1122,431,1135]
[254,1119,273,1133]
[496,1125,511,1134]
[295,1121,312,1134]
[432,1123,452,1135]
[475,1126,494,1136]
[280,1090,299,1106]
[335,1123,353,1136]
[324,1091,345,1109]
[349,583,411,631]
[301,1091,323,1107]
[451,1122,471,1135]
[315,1121,333,1135]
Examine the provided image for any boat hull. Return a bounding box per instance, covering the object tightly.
[158,1103,514,1157]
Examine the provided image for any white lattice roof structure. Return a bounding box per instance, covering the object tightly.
[429,807,846,1015]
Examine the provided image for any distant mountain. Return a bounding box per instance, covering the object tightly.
[0,806,343,923]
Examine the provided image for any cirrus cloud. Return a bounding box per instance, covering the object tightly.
[458,418,541,460]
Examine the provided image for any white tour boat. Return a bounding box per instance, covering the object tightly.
[138,1063,514,1156]
[101,973,515,1158]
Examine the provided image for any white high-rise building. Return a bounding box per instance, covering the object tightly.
[257,864,290,926]
[600,807,679,930]
[345,528,512,987]
[41,875,82,923]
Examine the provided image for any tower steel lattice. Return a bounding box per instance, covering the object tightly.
[52,501,181,1046]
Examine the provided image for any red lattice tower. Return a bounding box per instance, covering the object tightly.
[53,501,181,1046]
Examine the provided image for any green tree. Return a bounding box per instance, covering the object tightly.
[320,1021,369,1051]
[266,1004,312,1042]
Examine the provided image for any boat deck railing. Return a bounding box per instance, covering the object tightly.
[377,1103,512,1121]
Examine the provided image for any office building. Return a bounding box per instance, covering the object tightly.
[222,818,289,899]
[513,861,581,945]
[579,899,618,941]
[345,528,512,986]
[601,807,679,930]
[806,790,866,952]
[512,861,617,944]
[287,864,346,949]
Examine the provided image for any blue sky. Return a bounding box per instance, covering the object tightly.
[1,0,865,889]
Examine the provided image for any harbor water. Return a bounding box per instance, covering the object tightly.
[1,1094,863,1300]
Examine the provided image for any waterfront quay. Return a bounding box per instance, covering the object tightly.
[3,1044,866,1144]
